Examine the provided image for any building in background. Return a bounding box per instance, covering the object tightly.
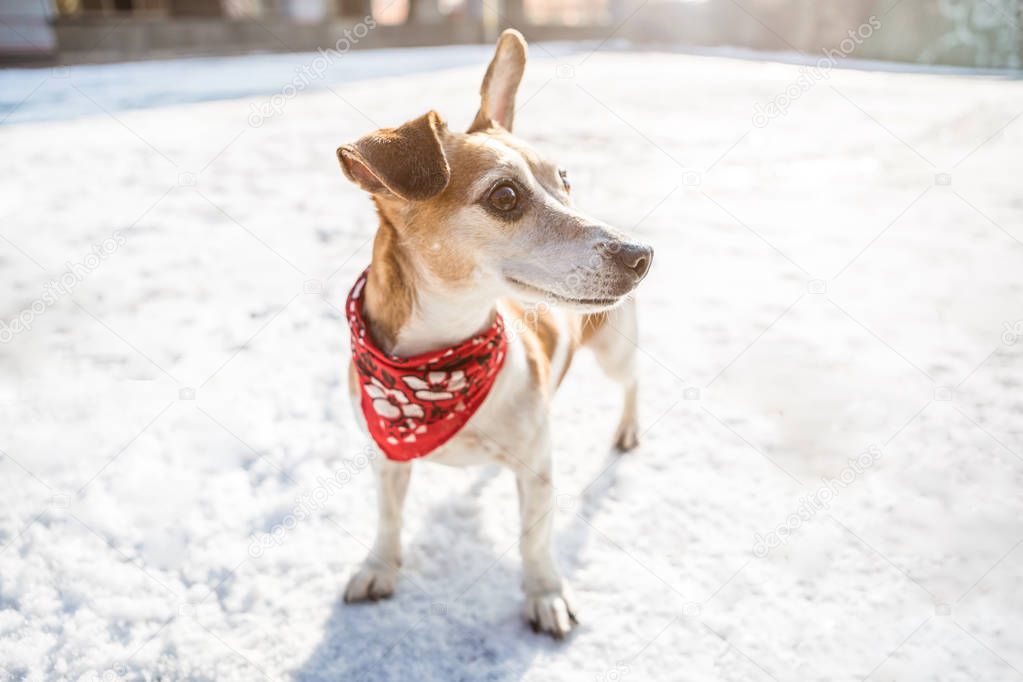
[0,0,58,62]
[1,0,1020,68]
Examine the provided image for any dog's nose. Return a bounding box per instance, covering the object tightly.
[601,241,653,281]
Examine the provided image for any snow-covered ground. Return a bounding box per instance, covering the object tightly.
[1,44,1022,681]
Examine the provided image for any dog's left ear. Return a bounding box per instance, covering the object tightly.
[469,29,527,133]
[337,110,450,201]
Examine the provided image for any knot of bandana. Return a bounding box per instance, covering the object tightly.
[346,268,507,461]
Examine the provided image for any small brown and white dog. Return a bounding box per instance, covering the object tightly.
[337,29,653,638]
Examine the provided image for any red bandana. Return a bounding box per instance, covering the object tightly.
[346,269,507,462]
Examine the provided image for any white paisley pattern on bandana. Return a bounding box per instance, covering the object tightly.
[346,268,507,461]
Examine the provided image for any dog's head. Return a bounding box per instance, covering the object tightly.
[336,30,652,313]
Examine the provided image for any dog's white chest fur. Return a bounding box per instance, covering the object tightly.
[423,305,552,467]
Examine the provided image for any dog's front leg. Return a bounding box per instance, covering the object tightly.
[344,455,410,602]
[515,431,577,638]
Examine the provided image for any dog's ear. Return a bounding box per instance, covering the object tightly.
[337,110,450,201]
[469,29,527,133]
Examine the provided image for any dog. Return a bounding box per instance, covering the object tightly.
[336,29,653,639]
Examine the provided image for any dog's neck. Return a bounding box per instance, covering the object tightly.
[362,211,498,358]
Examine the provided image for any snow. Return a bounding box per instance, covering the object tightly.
[2,44,1023,681]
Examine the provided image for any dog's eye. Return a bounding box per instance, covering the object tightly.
[559,168,571,192]
[489,183,518,212]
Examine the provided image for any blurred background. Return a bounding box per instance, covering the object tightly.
[1,0,1020,68]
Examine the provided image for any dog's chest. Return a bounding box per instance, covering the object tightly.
[348,300,576,467]
[420,329,547,467]
[348,312,564,468]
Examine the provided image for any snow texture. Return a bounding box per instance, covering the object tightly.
[1,43,1022,682]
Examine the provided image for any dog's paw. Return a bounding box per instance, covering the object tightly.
[344,562,398,603]
[613,419,639,452]
[524,591,578,639]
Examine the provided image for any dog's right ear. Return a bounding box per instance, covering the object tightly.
[337,110,450,201]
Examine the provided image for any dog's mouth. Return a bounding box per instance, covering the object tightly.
[504,276,622,309]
